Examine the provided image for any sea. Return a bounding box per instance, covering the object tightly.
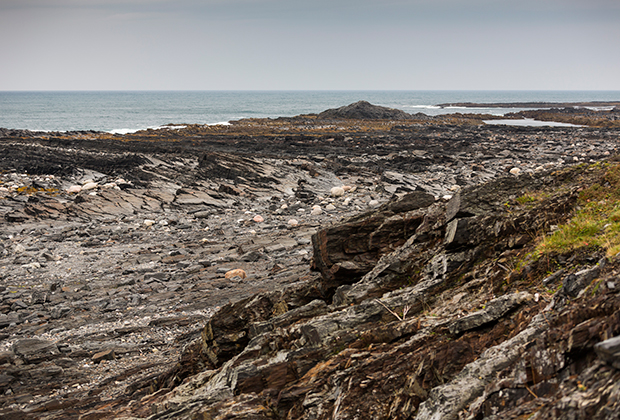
[0,90,619,134]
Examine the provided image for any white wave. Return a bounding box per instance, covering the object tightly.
[108,124,189,134]
[157,125,187,130]
[580,106,616,111]
[108,127,147,134]
[445,106,490,110]
[408,105,441,109]
[483,119,584,127]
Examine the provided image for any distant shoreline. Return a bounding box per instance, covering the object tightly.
[436,101,620,109]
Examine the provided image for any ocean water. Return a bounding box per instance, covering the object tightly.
[0,90,618,133]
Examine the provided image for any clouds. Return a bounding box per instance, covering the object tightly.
[0,0,618,90]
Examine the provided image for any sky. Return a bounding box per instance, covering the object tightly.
[1,0,619,91]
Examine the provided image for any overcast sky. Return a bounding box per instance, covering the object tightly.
[1,0,619,90]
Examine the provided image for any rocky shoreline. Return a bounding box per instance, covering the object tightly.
[1,102,620,419]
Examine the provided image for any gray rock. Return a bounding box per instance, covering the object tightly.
[50,306,72,319]
[594,336,620,369]
[185,264,204,274]
[415,322,544,420]
[542,269,565,286]
[449,292,532,335]
[445,218,470,248]
[0,351,14,365]
[144,272,169,282]
[12,338,61,363]
[30,290,50,305]
[562,258,606,297]
[240,250,266,262]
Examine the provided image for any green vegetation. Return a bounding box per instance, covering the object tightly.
[515,191,548,205]
[536,162,620,258]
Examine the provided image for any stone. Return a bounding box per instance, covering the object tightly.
[330,187,345,197]
[449,292,532,335]
[594,336,620,369]
[311,192,430,283]
[0,351,14,365]
[509,167,521,175]
[288,219,299,227]
[92,349,115,363]
[13,338,60,363]
[225,269,247,279]
[50,306,72,319]
[67,185,82,193]
[253,215,264,223]
[144,219,156,227]
[562,258,605,297]
[240,251,265,262]
[30,290,50,304]
[185,264,204,274]
[310,206,322,216]
[194,211,211,219]
[82,182,98,191]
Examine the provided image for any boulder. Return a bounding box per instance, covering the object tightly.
[311,191,435,285]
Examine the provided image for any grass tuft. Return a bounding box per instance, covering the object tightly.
[536,163,620,258]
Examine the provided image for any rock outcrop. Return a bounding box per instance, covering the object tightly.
[317,100,417,120]
[126,162,619,420]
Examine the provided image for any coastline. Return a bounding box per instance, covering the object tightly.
[2,90,620,132]
[0,101,620,419]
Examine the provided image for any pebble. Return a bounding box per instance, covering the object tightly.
[288,219,299,227]
[325,204,336,211]
[144,219,156,227]
[509,168,521,175]
[82,182,98,191]
[311,206,323,216]
[67,185,82,193]
[331,187,345,197]
[225,269,247,279]
[253,215,264,223]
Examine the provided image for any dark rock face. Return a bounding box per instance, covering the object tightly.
[317,100,416,120]
[311,191,435,286]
